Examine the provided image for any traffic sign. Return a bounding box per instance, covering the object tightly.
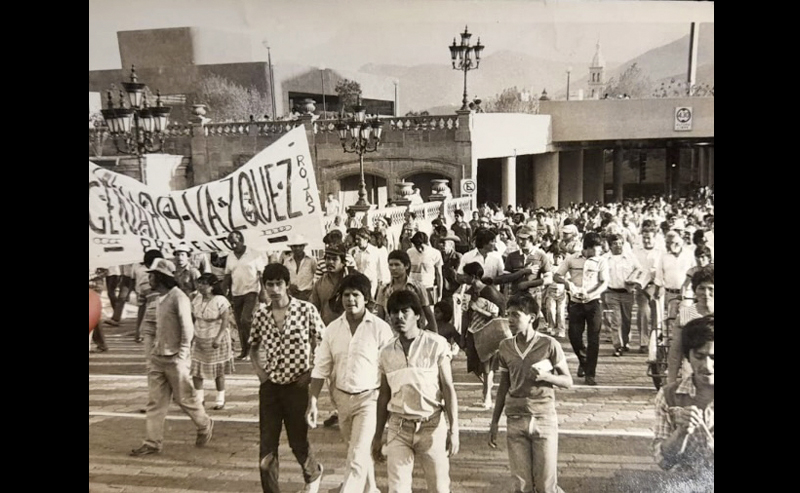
[461,179,476,195]
[674,106,693,131]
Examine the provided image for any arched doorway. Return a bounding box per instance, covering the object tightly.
[339,174,389,209]
[403,172,452,202]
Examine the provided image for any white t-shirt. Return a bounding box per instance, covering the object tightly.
[225,248,267,296]
[407,246,443,288]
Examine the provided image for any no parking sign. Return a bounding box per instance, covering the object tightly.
[461,179,476,195]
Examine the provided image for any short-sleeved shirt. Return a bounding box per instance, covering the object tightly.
[378,330,452,420]
[175,265,202,296]
[407,246,443,289]
[376,278,433,313]
[497,334,566,415]
[458,249,506,279]
[283,255,317,292]
[504,248,553,295]
[249,297,325,384]
[225,248,268,296]
[556,253,608,303]
[191,294,232,339]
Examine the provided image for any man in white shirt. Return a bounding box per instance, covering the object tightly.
[307,273,393,493]
[324,192,341,218]
[407,231,444,303]
[603,234,642,357]
[224,231,268,361]
[655,231,696,317]
[458,228,506,283]
[282,234,317,302]
[350,228,384,299]
[632,223,664,354]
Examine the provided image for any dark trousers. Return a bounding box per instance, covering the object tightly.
[568,299,603,378]
[106,275,132,322]
[232,293,258,357]
[259,374,321,493]
[92,323,107,350]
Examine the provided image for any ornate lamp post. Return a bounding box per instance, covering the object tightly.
[449,26,484,111]
[336,96,383,213]
[100,66,172,183]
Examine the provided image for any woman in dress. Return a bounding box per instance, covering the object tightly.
[191,273,234,410]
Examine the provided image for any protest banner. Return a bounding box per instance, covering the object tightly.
[89,126,325,270]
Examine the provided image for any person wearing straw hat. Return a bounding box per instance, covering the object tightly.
[652,315,714,486]
[130,258,214,456]
[282,234,316,302]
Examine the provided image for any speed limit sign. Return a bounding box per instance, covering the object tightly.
[674,107,693,131]
[461,179,476,195]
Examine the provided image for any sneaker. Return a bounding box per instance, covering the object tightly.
[196,419,214,447]
[613,348,623,357]
[323,414,339,428]
[130,444,160,457]
[556,332,566,339]
[299,464,324,493]
[584,376,598,386]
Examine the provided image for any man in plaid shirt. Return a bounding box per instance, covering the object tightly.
[652,315,714,488]
[249,263,325,493]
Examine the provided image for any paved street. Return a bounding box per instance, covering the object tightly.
[89,305,684,493]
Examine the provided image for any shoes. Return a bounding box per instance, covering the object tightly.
[613,348,623,357]
[577,364,585,378]
[90,347,108,353]
[639,346,648,354]
[130,444,161,457]
[299,464,324,493]
[556,332,566,339]
[213,403,225,410]
[585,376,598,386]
[105,319,120,327]
[621,346,630,352]
[323,414,339,428]
[236,355,251,362]
[139,408,147,414]
[134,337,143,343]
[196,419,214,447]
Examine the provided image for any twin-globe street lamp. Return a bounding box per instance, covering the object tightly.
[449,26,484,111]
[336,96,383,212]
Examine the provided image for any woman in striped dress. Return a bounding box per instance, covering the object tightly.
[191,273,234,410]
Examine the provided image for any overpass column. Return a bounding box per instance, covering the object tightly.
[501,156,517,209]
[558,150,583,208]
[583,149,605,204]
[533,152,559,209]
[612,147,624,203]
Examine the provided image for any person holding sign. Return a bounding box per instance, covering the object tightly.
[489,293,572,493]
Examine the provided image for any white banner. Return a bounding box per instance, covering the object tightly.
[89,127,325,270]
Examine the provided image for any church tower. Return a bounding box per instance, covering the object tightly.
[588,41,605,99]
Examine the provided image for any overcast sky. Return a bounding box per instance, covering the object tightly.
[89,0,714,72]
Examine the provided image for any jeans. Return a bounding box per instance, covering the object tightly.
[259,374,322,493]
[506,411,564,493]
[634,289,656,349]
[567,299,603,378]
[331,388,380,493]
[386,412,450,493]
[107,275,132,322]
[603,291,634,350]
[144,354,211,450]
[233,292,259,357]
[544,291,566,335]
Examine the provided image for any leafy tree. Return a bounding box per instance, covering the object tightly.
[194,74,271,122]
[335,78,362,112]
[603,63,653,99]
[404,110,430,117]
[483,87,540,114]
[652,79,714,98]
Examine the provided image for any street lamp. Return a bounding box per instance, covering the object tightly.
[448,26,484,111]
[100,65,172,158]
[566,66,572,101]
[336,95,383,212]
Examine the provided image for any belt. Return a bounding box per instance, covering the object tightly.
[665,288,682,294]
[393,410,442,426]
[607,287,628,293]
[336,388,376,396]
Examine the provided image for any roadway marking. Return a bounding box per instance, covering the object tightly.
[89,374,655,391]
[88,411,654,438]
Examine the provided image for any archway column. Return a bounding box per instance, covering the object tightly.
[558,150,583,208]
[532,152,559,209]
[501,156,517,209]
[583,149,605,204]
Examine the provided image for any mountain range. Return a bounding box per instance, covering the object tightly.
[359,23,713,114]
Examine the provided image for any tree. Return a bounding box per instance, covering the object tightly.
[652,79,714,98]
[194,74,271,122]
[335,78,362,112]
[603,63,653,99]
[483,87,540,114]
[404,110,430,117]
